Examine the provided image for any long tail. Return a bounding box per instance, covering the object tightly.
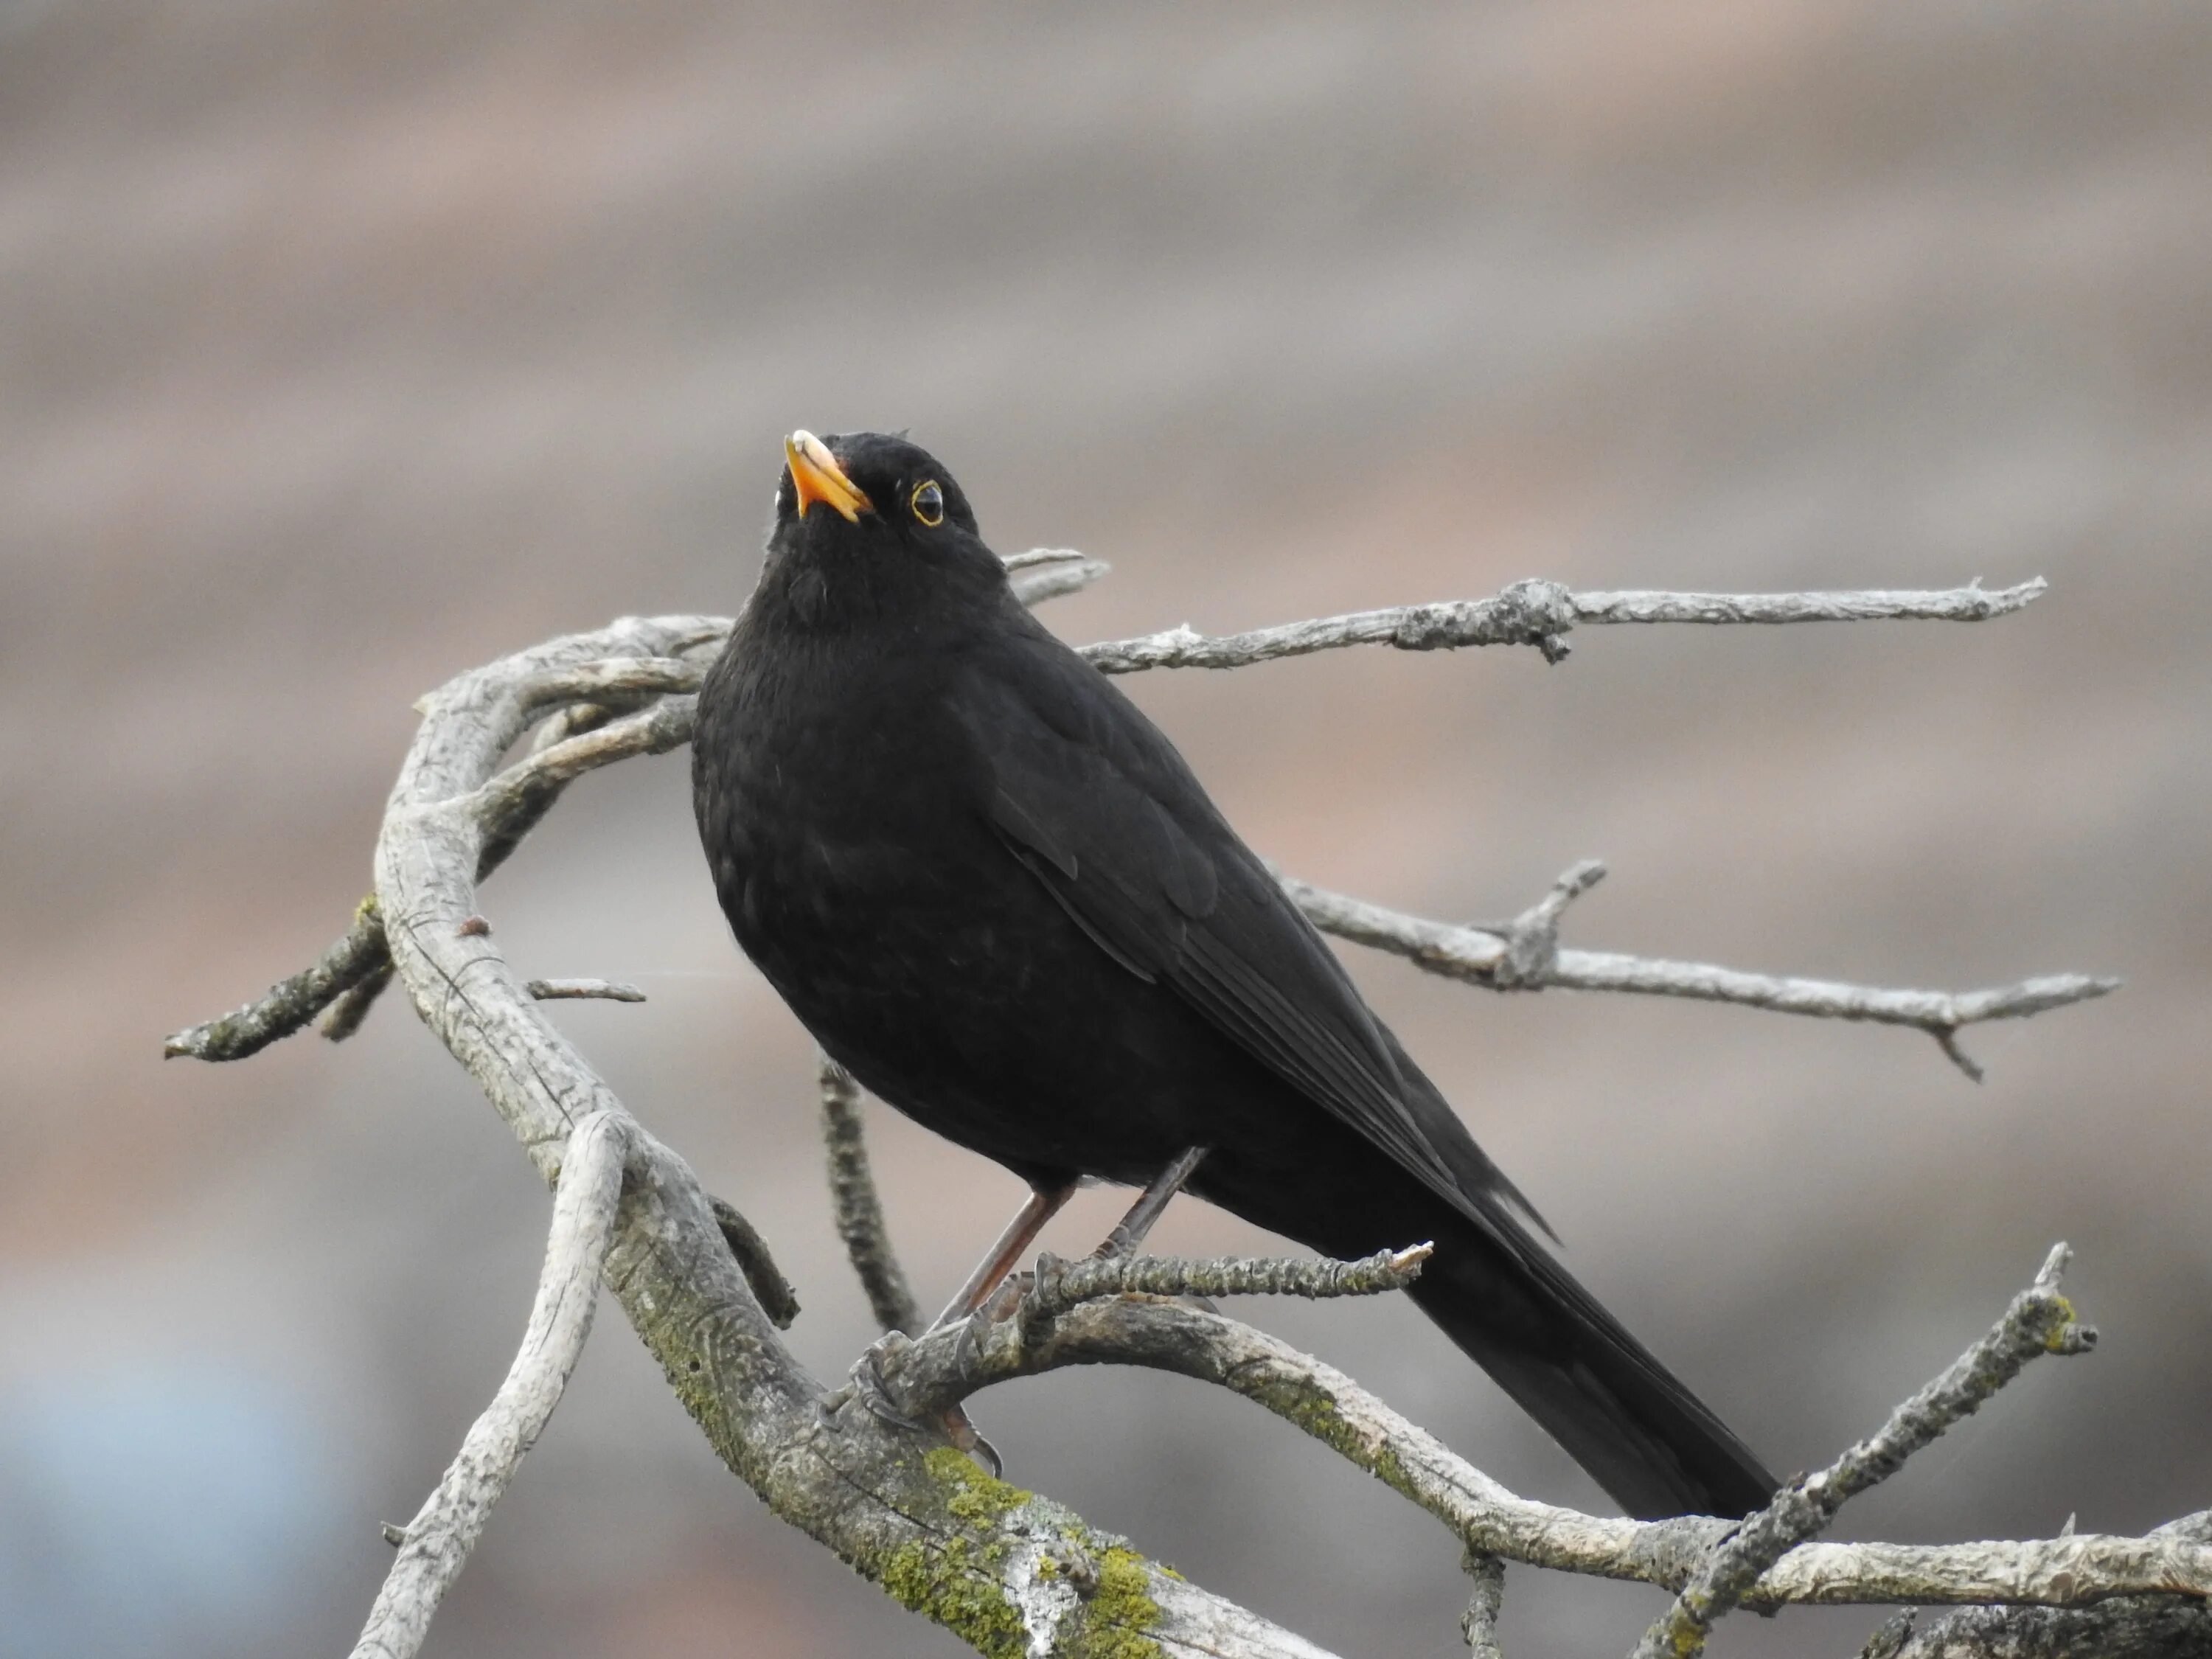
[1408,1208,1776,1520]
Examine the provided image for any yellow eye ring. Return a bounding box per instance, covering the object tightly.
[911,480,945,526]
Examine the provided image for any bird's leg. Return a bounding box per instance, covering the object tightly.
[928,1179,1079,1331]
[886,1179,1077,1479]
[1091,1145,1208,1259]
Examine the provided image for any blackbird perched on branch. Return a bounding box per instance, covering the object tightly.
[692,429,1777,1520]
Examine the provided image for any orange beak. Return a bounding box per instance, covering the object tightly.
[785,430,872,523]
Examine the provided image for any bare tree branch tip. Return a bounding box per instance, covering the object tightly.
[1630,1242,2098,1659]
[525,978,647,1004]
[1002,547,1099,571]
[1284,866,2117,1077]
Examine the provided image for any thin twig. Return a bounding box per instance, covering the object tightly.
[817,1054,922,1335]
[163,896,390,1060]
[525,978,647,1003]
[1571,582,2045,626]
[318,963,395,1041]
[1280,869,2119,1078]
[351,1110,632,1659]
[1629,1244,2096,1659]
[1461,1552,1506,1658]
[1022,1243,1432,1329]
[1077,577,2045,674]
[1006,547,1113,608]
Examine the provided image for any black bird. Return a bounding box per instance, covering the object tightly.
[693,430,1776,1520]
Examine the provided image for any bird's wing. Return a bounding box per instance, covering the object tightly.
[963,630,1531,1230]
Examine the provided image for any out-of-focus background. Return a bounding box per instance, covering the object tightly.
[4,3,2208,1655]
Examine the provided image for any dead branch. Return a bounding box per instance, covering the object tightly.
[1630,1244,2093,1659]
[164,570,2191,1658]
[818,1051,923,1336]
[1461,1552,1506,1658]
[352,1108,632,1659]
[1279,865,2119,1079]
[875,1241,2208,1617]
[1075,577,2045,672]
[167,576,2111,1077]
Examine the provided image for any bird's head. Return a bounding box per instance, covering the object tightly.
[767,428,994,574]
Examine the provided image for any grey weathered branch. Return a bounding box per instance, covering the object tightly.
[164,573,2102,1074]
[1006,546,1115,608]
[167,577,2180,1657]
[866,1239,2208,1619]
[1281,866,2118,1079]
[1076,577,2045,673]
[163,894,389,1060]
[818,1052,924,1336]
[1630,1244,2093,1659]
[1887,1595,2212,1658]
[348,612,1325,1656]
[352,1107,631,1659]
[1461,1552,1506,1658]
[526,978,647,1002]
[1020,1243,1432,1332]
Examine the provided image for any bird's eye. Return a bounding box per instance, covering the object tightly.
[911,480,945,526]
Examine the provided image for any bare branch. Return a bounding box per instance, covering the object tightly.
[163,895,389,1060]
[352,612,1329,1658]
[709,1195,801,1330]
[1465,858,1609,987]
[168,574,2093,1071]
[1006,546,1113,608]
[1280,869,2119,1077]
[318,964,395,1041]
[1461,1552,1506,1658]
[170,582,2158,1658]
[1888,1596,2212,1659]
[525,978,647,1003]
[1861,1610,1920,1659]
[879,1256,2208,1613]
[818,1053,923,1336]
[1572,581,2045,627]
[352,1108,631,1659]
[1631,1244,2095,1659]
[1077,577,2045,674]
[1019,1243,1432,1335]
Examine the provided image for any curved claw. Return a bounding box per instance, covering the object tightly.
[944,1406,1005,1479]
[823,1331,1007,1478]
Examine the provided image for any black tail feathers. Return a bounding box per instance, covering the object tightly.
[1409,1219,1776,1521]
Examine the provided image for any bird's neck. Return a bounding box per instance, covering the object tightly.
[747,542,1010,640]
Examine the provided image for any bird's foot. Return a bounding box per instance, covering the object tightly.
[954,1268,1033,1374]
[820,1329,928,1430]
[820,1329,1007,1479]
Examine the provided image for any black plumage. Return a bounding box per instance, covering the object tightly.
[692,429,1776,1520]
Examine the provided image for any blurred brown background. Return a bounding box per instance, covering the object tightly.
[4,3,2208,1655]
